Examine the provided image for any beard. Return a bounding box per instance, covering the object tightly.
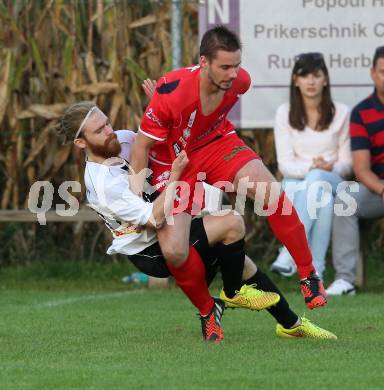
[207,70,234,91]
[86,134,122,159]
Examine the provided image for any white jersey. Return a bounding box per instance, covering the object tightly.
[84,130,158,255]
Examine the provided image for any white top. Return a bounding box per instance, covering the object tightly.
[274,102,352,179]
[84,130,158,255]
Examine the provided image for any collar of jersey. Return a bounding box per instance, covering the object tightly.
[85,156,129,170]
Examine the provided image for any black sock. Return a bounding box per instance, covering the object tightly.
[216,239,245,298]
[244,269,299,329]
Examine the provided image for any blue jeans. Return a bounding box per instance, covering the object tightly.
[280,169,344,279]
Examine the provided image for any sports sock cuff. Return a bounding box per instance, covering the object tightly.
[216,239,245,298]
[216,238,245,252]
[297,264,315,279]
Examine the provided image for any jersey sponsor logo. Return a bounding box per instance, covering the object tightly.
[180,109,195,144]
[145,108,163,127]
[183,128,191,140]
[223,146,249,161]
[173,142,181,156]
[179,136,187,147]
[193,115,227,143]
[195,128,214,142]
[156,170,171,182]
[187,110,197,128]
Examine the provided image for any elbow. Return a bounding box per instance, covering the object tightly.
[354,170,365,183]
[354,167,370,183]
[148,214,165,230]
[154,216,165,229]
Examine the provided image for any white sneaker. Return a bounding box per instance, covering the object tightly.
[270,249,297,277]
[326,279,356,296]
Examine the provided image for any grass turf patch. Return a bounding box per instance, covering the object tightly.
[1,287,383,390]
[0,260,137,291]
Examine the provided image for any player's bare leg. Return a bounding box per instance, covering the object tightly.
[242,255,257,280]
[202,211,245,245]
[157,213,192,266]
[233,159,279,206]
[233,159,327,309]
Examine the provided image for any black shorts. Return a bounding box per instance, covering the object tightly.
[128,218,219,284]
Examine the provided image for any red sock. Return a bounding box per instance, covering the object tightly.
[167,246,214,316]
[267,192,315,279]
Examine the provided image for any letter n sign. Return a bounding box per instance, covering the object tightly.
[208,0,229,23]
[199,0,239,35]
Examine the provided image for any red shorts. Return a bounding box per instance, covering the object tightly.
[149,134,260,215]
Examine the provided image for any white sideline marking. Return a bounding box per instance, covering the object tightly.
[32,290,145,309]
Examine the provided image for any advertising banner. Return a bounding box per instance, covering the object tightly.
[199,0,384,128]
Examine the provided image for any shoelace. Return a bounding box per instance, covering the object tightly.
[301,315,325,330]
[303,274,320,295]
[235,283,262,297]
[301,317,328,337]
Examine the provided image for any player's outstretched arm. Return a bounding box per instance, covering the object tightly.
[147,151,189,229]
[129,132,156,195]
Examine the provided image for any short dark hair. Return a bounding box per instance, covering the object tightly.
[199,25,241,61]
[373,46,384,68]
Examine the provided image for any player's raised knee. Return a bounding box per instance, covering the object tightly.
[161,243,189,266]
[223,212,245,243]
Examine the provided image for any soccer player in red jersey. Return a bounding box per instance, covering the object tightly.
[130,26,326,310]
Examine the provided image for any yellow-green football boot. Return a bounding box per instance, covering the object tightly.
[276,317,337,339]
[220,284,280,311]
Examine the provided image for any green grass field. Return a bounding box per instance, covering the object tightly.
[1,273,383,390]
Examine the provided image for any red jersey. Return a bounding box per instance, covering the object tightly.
[140,65,251,164]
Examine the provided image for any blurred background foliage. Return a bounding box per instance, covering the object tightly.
[0,0,199,210]
[0,0,382,273]
[0,0,202,264]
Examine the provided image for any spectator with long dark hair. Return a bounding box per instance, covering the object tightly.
[270,52,352,280]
